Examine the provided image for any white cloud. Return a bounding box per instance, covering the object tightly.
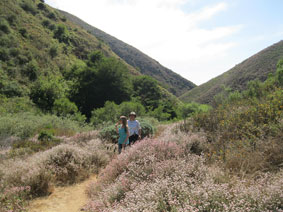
[46,0,241,85]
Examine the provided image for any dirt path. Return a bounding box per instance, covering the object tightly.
[28,175,96,212]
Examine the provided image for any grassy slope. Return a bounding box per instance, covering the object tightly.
[58,10,196,97]
[0,0,138,89]
[180,40,283,103]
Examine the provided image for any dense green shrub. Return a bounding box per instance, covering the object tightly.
[37,3,46,10]
[17,54,30,65]
[38,130,54,141]
[7,15,17,25]
[21,1,37,15]
[0,81,23,97]
[61,16,67,22]
[42,19,50,27]
[9,48,20,57]
[132,75,162,110]
[47,12,57,20]
[139,120,154,138]
[0,18,10,34]
[0,96,36,114]
[177,102,211,119]
[52,98,78,116]
[118,101,146,117]
[0,112,90,140]
[149,105,171,121]
[0,71,23,97]
[49,45,58,58]
[30,75,67,110]
[0,35,11,47]
[54,24,70,44]
[0,48,10,61]
[22,60,39,81]
[48,24,56,31]
[19,28,28,38]
[91,101,119,126]
[99,125,118,143]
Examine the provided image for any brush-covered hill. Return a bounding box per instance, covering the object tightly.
[0,0,184,119]
[59,10,196,96]
[180,40,283,103]
[0,0,138,93]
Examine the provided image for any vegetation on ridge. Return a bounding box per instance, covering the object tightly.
[59,10,196,96]
[181,40,283,104]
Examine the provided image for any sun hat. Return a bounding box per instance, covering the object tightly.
[129,111,136,117]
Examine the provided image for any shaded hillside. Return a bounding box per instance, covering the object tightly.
[59,10,196,96]
[180,40,283,103]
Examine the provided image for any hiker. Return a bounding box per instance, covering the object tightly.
[128,112,141,145]
[115,116,129,154]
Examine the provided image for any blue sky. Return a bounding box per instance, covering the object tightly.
[46,0,283,85]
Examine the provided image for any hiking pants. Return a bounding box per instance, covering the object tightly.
[129,134,139,146]
[118,143,126,154]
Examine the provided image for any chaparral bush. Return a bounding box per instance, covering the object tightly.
[84,124,283,212]
[0,138,110,211]
[187,61,283,174]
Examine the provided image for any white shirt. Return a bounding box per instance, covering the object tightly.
[127,120,141,136]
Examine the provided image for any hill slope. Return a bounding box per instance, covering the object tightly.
[180,40,283,103]
[0,0,182,119]
[0,0,139,94]
[59,10,196,96]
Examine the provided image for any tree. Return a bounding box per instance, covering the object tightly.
[69,52,132,118]
[177,103,200,119]
[53,98,78,116]
[132,76,162,110]
[93,57,132,107]
[91,101,119,126]
[30,75,67,111]
[149,105,171,121]
[118,101,146,117]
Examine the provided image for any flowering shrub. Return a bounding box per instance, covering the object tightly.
[189,65,283,173]
[0,138,110,211]
[84,123,283,212]
[0,185,30,212]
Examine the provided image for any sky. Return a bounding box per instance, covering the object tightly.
[45,0,283,85]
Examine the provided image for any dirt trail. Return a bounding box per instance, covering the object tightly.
[28,175,96,212]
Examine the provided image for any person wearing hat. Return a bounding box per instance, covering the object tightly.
[128,111,141,145]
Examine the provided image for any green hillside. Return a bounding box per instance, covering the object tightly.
[0,0,138,92]
[59,10,196,96]
[180,40,283,103]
